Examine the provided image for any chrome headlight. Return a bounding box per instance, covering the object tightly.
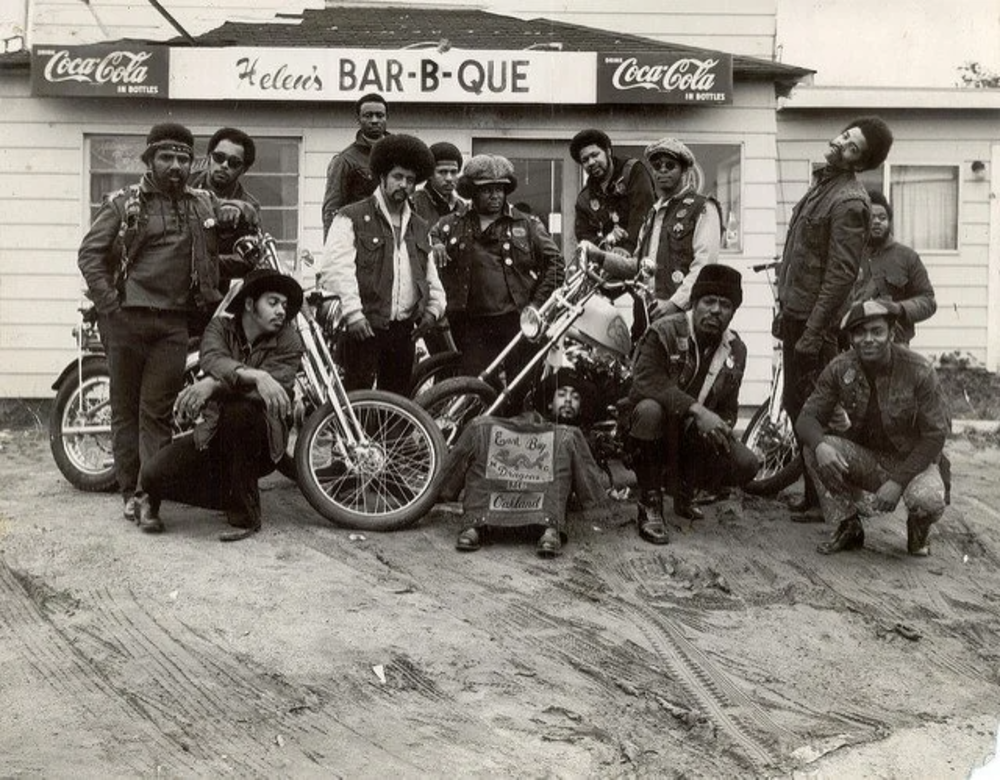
[519,306,544,340]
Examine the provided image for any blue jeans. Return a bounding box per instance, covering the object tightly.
[100,308,188,497]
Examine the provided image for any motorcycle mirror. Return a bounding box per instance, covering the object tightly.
[300,249,315,268]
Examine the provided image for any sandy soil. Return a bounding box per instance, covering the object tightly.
[2,425,999,779]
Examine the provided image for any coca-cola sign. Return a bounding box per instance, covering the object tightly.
[596,51,732,105]
[32,45,168,98]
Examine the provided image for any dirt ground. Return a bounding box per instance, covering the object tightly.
[2,424,1000,779]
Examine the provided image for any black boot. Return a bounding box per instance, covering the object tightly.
[673,480,704,521]
[817,516,864,555]
[637,490,670,545]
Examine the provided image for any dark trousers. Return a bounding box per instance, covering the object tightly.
[340,320,416,396]
[449,311,534,382]
[780,318,839,425]
[99,308,189,498]
[141,399,276,522]
[629,399,760,495]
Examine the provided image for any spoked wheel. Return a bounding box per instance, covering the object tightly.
[408,351,462,398]
[414,376,499,447]
[740,399,802,496]
[294,390,447,531]
[49,359,117,492]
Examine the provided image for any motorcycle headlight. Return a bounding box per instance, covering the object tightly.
[519,307,543,340]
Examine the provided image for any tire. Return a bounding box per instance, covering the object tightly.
[414,376,499,447]
[740,399,803,496]
[294,390,447,531]
[408,351,462,398]
[49,359,117,492]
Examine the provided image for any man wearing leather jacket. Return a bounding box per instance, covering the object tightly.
[319,134,446,395]
[627,265,760,545]
[571,128,654,254]
[322,93,389,240]
[430,154,565,377]
[777,116,894,514]
[797,300,949,556]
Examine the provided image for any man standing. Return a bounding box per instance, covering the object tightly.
[432,154,564,376]
[188,126,262,334]
[796,301,949,556]
[320,134,446,395]
[777,116,894,513]
[322,93,389,239]
[412,142,467,225]
[851,189,936,345]
[77,122,257,524]
[139,269,304,541]
[570,128,654,254]
[626,265,760,545]
[632,138,722,321]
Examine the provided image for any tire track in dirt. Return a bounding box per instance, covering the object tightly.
[1,557,434,775]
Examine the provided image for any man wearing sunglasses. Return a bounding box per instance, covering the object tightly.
[632,138,722,324]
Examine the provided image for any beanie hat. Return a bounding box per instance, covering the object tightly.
[369,134,436,183]
[644,137,695,168]
[690,264,743,309]
[570,129,612,164]
[456,154,518,199]
[429,141,463,170]
[142,122,194,164]
[840,299,896,332]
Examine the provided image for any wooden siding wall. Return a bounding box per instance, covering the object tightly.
[777,109,999,368]
[0,71,779,400]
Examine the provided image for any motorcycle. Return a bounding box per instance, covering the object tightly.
[49,230,447,532]
[414,241,650,480]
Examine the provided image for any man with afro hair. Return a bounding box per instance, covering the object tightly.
[319,134,446,394]
[776,115,894,516]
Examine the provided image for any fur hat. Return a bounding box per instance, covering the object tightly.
[644,137,695,168]
[429,141,463,170]
[845,116,894,171]
[142,122,194,164]
[226,268,303,321]
[369,134,436,183]
[690,264,743,309]
[570,129,612,164]
[456,154,518,199]
[840,299,896,332]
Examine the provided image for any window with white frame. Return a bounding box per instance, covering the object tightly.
[88,134,300,265]
[889,165,959,251]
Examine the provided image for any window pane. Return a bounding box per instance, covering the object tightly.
[618,143,743,251]
[890,165,958,250]
[506,158,563,243]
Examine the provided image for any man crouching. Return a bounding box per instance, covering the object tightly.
[138,269,304,541]
[797,300,949,556]
[627,265,760,545]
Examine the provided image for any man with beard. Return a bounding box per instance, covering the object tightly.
[188,127,262,334]
[320,134,446,394]
[570,128,654,254]
[850,189,936,346]
[632,138,722,322]
[431,154,564,377]
[77,122,258,525]
[138,269,304,541]
[322,93,389,239]
[797,301,949,556]
[534,368,596,427]
[626,265,760,545]
[777,116,894,516]
[412,142,467,225]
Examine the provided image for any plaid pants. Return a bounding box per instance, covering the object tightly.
[803,436,946,525]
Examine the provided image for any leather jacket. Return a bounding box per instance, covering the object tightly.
[852,237,936,344]
[322,130,382,237]
[573,155,654,253]
[777,167,870,336]
[796,344,949,486]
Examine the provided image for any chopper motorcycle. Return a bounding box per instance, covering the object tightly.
[49,230,447,532]
[413,240,651,479]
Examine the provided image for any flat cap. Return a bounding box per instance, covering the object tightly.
[644,137,695,168]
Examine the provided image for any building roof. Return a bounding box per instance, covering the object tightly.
[184,5,812,91]
[781,85,1000,110]
[0,50,30,70]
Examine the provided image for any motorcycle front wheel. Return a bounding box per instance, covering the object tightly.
[740,399,802,496]
[49,359,117,492]
[408,350,462,398]
[295,390,447,531]
[414,376,499,447]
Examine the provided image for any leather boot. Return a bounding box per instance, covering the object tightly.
[673,480,704,521]
[219,510,261,542]
[637,490,669,545]
[907,513,934,557]
[136,494,164,534]
[817,515,864,555]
